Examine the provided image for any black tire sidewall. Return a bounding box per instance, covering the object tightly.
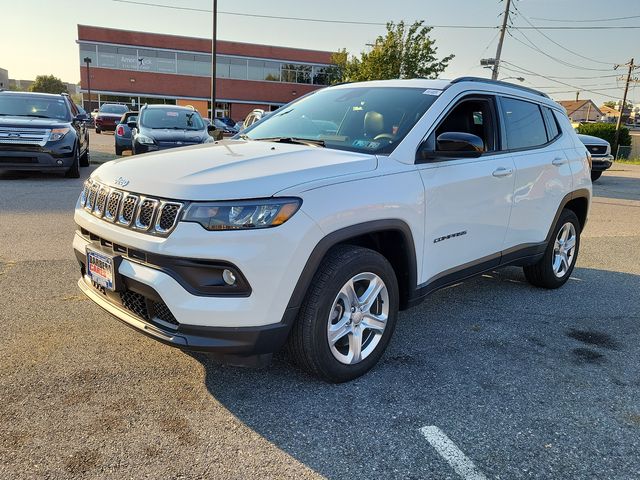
[591,170,602,182]
[65,147,80,178]
[308,248,399,382]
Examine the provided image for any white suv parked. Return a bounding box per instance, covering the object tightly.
[73,77,591,382]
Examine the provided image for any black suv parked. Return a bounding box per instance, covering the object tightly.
[0,91,89,178]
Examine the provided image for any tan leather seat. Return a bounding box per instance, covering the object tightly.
[364,111,384,138]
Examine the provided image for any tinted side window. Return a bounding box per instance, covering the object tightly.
[435,97,497,152]
[542,107,560,140]
[500,97,547,149]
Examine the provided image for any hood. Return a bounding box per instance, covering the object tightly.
[98,112,125,119]
[140,127,208,143]
[0,116,69,128]
[92,139,377,201]
[577,133,609,146]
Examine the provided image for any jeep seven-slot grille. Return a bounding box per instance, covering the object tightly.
[79,179,184,236]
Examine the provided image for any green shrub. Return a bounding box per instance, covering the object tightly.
[576,122,631,149]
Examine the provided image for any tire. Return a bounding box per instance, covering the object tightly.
[115,145,123,156]
[523,209,580,289]
[288,245,399,383]
[65,146,81,178]
[591,170,602,182]
[80,143,90,167]
[95,127,101,134]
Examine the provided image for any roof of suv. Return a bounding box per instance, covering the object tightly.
[0,90,69,99]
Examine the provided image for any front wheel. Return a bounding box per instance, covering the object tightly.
[288,245,399,383]
[523,209,580,289]
[95,127,101,134]
[64,147,80,178]
[591,170,603,182]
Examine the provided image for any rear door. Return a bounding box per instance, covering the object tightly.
[417,94,516,286]
[499,97,573,251]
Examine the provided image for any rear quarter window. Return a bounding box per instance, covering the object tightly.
[500,97,548,150]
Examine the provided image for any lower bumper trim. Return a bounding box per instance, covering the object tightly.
[77,277,291,355]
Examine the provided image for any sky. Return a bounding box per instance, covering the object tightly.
[1,0,639,106]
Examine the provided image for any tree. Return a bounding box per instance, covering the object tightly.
[29,75,67,94]
[330,21,454,84]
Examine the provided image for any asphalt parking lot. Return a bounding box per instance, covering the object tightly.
[1,162,639,479]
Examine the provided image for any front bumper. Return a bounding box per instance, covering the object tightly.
[0,140,76,171]
[73,205,323,354]
[77,276,290,353]
[591,155,613,172]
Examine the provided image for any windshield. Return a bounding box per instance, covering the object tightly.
[0,95,70,120]
[100,104,128,114]
[140,108,205,130]
[242,86,439,154]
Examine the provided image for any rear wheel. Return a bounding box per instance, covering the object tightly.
[95,127,101,134]
[523,209,580,289]
[288,245,399,383]
[115,145,123,156]
[64,146,80,179]
[591,170,603,182]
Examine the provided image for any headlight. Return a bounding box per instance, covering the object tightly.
[605,144,611,155]
[49,127,70,142]
[136,134,155,145]
[183,198,302,231]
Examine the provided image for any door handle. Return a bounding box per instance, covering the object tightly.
[492,167,513,178]
[552,157,568,166]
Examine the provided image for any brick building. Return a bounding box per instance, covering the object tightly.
[77,25,334,121]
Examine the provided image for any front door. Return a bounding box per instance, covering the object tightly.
[416,95,515,287]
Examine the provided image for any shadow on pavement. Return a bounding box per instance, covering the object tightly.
[189,266,640,479]
[593,173,640,201]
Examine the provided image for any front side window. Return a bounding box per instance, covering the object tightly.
[140,108,204,130]
[500,97,548,149]
[434,98,497,152]
[0,95,70,120]
[243,87,439,154]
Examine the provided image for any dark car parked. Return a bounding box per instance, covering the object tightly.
[95,103,129,133]
[115,111,138,156]
[130,105,214,155]
[0,91,89,178]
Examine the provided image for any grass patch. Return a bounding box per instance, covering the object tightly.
[615,158,640,165]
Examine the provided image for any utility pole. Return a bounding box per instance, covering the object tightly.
[492,0,512,80]
[84,57,92,111]
[210,0,217,122]
[613,58,635,154]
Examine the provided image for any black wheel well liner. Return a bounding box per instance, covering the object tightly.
[285,220,418,318]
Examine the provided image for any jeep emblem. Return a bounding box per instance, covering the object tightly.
[114,176,130,187]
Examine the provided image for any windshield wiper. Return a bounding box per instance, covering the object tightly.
[253,137,325,147]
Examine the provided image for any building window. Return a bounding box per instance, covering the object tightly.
[79,42,97,65]
[264,61,281,81]
[229,58,248,80]
[97,45,118,68]
[116,47,138,71]
[216,57,230,78]
[247,59,265,81]
[156,50,177,73]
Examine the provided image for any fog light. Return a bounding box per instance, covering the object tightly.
[222,269,237,285]
[56,159,63,165]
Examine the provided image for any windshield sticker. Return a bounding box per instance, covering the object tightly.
[166,111,179,116]
[423,89,442,96]
[353,140,381,149]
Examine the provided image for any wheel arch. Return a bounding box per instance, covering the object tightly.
[284,220,418,324]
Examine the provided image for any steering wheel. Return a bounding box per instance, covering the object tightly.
[373,133,395,142]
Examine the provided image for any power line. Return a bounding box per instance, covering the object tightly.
[110,1,640,29]
[531,14,640,23]
[500,61,623,100]
[507,30,614,72]
[512,4,617,66]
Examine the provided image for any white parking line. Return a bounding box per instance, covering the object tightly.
[420,426,488,480]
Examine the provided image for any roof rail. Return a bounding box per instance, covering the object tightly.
[450,76,549,98]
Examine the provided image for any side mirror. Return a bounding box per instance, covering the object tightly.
[208,125,223,140]
[418,132,484,161]
[74,114,87,123]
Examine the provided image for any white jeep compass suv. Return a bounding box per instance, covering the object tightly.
[73,77,591,382]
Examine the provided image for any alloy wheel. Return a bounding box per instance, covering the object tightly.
[552,222,577,278]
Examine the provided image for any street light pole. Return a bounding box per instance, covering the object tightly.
[211,0,217,122]
[84,57,92,111]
